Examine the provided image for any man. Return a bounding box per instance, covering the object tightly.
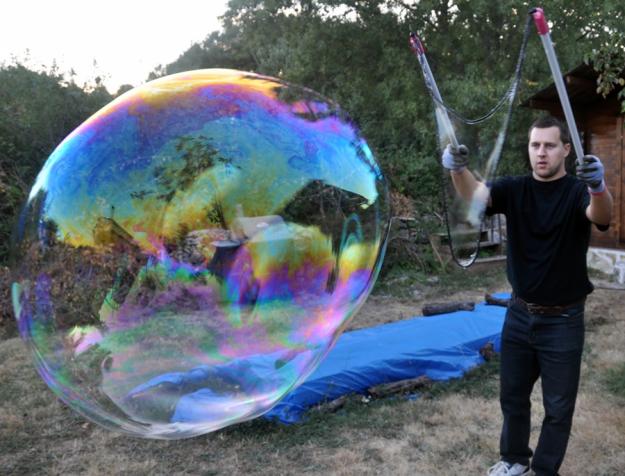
[442,115,613,476]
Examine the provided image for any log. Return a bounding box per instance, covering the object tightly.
[484,293,510,307]
[312,394,349,414]
[422,301,475,316]
[368,375,432,399]
[479,342,497,362]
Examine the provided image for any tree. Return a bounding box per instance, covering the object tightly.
[5,0,624,263]
[0,64,112,263]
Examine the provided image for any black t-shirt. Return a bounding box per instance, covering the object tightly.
[486,174,593,306]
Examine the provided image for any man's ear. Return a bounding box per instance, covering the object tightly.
[563,142,571,157]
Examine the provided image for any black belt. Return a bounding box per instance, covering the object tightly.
[511,294,585,316]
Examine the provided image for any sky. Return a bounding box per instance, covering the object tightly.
[0,0,230,93]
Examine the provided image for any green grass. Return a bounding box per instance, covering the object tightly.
[374,262,508,299]
[372,265,431,298]
[437,266,507,292]
[426,355,500,400]
[603,363,625,399]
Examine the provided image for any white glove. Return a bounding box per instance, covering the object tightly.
[441,144,469,172]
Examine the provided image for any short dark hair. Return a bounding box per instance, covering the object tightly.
[528,116,571,145]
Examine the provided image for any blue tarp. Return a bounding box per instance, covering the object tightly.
[264,293,510,424]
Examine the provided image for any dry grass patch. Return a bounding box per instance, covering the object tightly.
[1,281,624,475]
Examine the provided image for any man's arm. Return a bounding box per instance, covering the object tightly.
[450,168,492,208]
[586,188,612,226]
[443,145,492,207]
[577,155,613,226]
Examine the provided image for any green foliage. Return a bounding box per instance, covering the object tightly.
[157,0,625,214]
[0,64,112,264]
[4,1,625,266]
[579,2,625,110]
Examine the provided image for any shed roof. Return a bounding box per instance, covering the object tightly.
[522,63,623,114]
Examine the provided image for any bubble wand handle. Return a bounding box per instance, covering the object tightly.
[409,32,460,149]
[530,7,584,162]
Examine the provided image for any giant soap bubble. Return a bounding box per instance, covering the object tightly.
[11,69,389,439]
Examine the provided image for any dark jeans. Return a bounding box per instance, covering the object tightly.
[499,301,585,476]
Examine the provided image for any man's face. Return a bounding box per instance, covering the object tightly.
[528,126,571,181]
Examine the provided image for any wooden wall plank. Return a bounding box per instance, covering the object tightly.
[586,114,622,248]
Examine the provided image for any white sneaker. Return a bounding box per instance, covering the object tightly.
[487,461,531,476]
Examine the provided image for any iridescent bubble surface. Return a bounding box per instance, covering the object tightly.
[11,69,389,439]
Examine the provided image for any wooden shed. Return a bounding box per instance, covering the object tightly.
[523,63,625,251]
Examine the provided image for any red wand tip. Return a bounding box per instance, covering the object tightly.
[409,32,425,56]
[530,7,549,35]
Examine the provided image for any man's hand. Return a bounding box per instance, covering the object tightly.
[576,154,605,193]
[442,144,469,172]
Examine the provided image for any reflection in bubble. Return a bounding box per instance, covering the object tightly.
[11,69,390,439]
